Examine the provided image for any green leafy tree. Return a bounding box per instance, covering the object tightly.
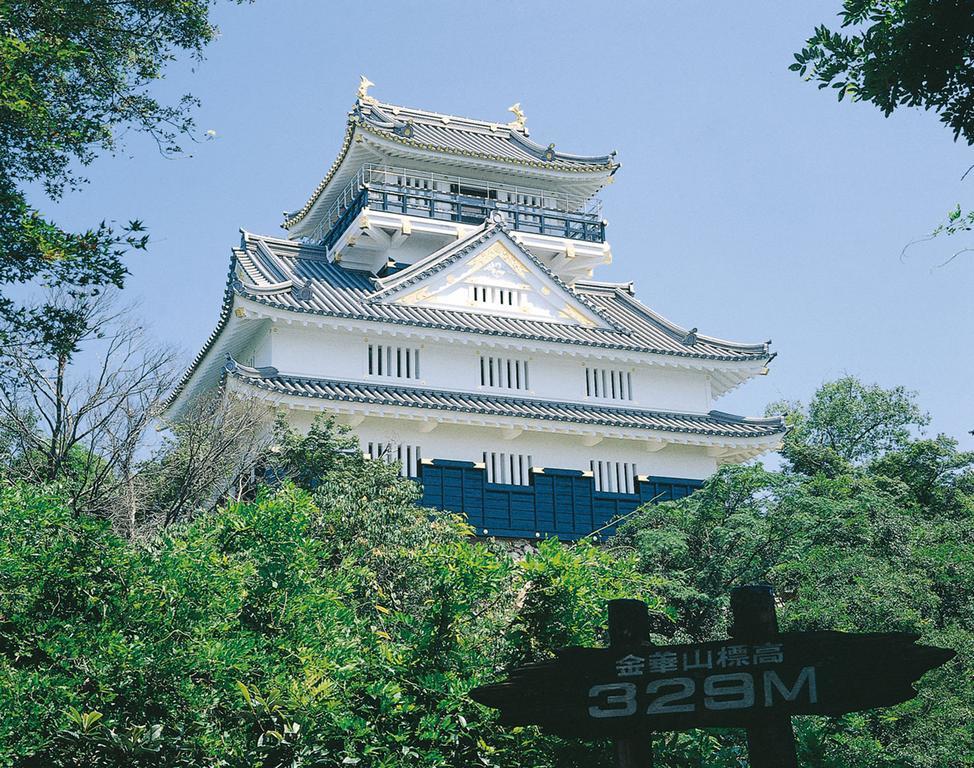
[0,0,242,351]
[0,416,663,767]
[791,1,974,257]
[615,377,974,767]
[791,1,974,143]
[768,375,929,473]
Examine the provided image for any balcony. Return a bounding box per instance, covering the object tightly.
[310,164,606,248]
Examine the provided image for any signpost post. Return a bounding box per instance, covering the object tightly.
[730,585,797,768]
[608,599,653,768]
[471,585,955,768]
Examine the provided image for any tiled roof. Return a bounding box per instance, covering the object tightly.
[164,229,774,415]
[358,101,618,170]
[225,360,786,440]
[282,98,618,231]
[369,221,624,331]
[235,231,771,362]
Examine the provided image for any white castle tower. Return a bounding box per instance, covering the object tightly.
[167,79,784,539]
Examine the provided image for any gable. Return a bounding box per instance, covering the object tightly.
[370,229,613,328]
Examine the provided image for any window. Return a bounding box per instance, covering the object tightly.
[515,192,543,208]
[401,174,433,191]
[367,441,422,477]
[480,355,530,390]
[367,344,420,379]
[484,451,533,486]
[450,182,497,200]
[591,460,636,494]
[471,285,521,308]
[585,367,633,401]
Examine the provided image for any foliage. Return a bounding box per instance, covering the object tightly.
[138,392,270,529]
[925,203,974,265]
[0,0,241,349]
[0,290,177,522]
[768,375,929,472]
[615,377,974,766]
[791,1,974,260]
[266,412,360,491]
[0,416,663,767]
[790,0,974,144]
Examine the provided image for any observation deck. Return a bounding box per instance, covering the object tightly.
[308,164,606,249]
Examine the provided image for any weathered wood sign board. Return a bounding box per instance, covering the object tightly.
[471,630,954,738]
[473,587,954,768]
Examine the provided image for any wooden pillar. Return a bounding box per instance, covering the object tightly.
[607,599,653,768]
[729,585,799,768]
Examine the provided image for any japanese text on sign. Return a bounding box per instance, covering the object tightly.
[614,643,784,677]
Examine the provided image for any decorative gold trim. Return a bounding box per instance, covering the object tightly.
[507,102,526,132]
[399,287,434,305]
[357,75,376,102]
[559,305,596,327]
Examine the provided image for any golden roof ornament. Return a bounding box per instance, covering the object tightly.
[357,75,376,103]
[507,102,526,132]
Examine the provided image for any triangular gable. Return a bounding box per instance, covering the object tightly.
[369,223,617,329]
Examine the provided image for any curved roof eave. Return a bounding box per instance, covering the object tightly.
[282,116,358,232]
[224,362,787,441]
[163,259,238,414]
[357,123,617,172]
[607,287,771,356]
[282,101,620,234]
[233,231,774,364]
[234,287,772,364]
[354,130,618,184]
[365,99,618,166]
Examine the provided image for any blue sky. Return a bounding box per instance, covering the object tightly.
[39,0,974,449]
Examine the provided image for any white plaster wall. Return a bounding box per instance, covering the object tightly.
[266,326,713,414]
[251,331,273,368]
[382,235,444,265]
[284,410,718,481]
[269,326,366,381]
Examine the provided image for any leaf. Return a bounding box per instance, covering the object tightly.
[236,680,253,706]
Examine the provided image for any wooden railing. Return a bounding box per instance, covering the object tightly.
[315,165,606,247]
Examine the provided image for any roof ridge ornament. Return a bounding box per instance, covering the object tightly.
[394,119,415,138]
[357,75,376,104]
[507,102,527,133]
[224,354,279,379]
[488,209,508,227]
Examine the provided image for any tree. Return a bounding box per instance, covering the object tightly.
[0,290,177,520]
[137,392,271,529]
[791,1,974,258]
[768,375,929,472]
[0,0,242,349]
[614,377,974,766]
[791,1,974,144]
[0,416,663,767]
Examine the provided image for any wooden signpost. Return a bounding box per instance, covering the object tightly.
[471,585,954,767]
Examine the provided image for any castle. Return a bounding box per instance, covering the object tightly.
[167,79,784,540]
